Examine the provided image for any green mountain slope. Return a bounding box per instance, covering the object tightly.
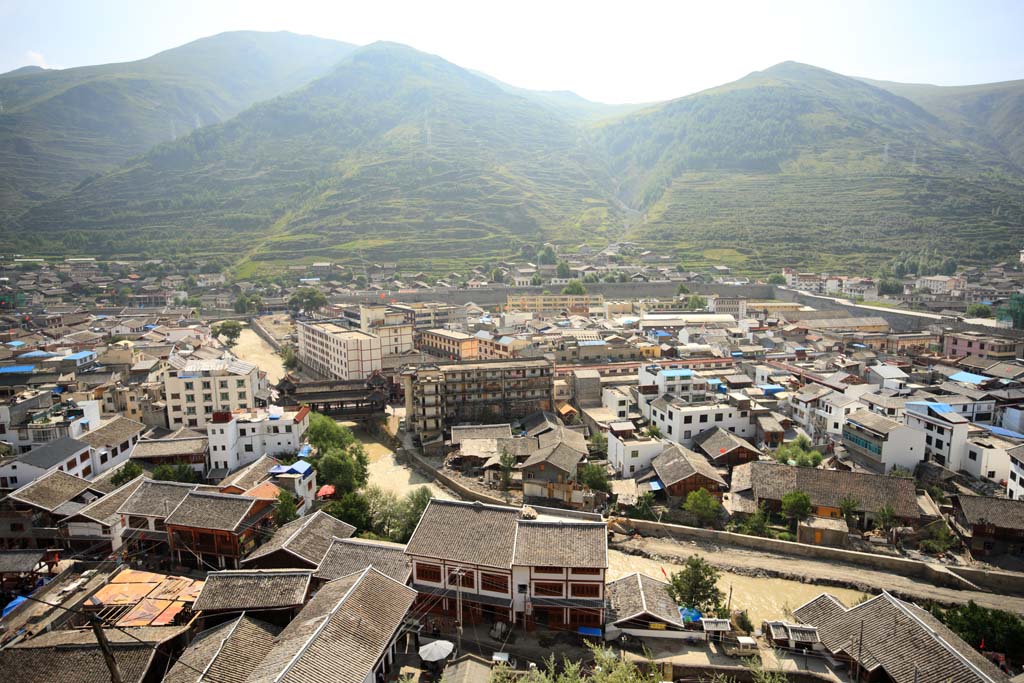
[10,43,624,270]
[0,31,355,222]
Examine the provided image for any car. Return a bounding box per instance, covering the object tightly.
[724,636,758,657]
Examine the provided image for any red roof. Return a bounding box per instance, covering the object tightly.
[316,484,335,498]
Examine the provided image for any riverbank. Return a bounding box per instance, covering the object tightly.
[229,326,286,384]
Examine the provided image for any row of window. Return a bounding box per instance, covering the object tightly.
[181,379,247,390]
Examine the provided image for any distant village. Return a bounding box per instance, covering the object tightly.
[0,244,1023,682]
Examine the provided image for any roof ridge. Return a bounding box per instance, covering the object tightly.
[200,612,245,681]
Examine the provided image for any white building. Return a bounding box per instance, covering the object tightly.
[637,365,710,403]
[866,364,908,391]
[1008,446,1024,500]
[206,406,311,474]
[165,355,267,429]
[645,393,758,447]
[841,409,926,473]
[296,320,383,380]
[608,432,664,477]
[707,295,747,319]
[915,275,965,295]
[903,401,971,471]
[963,433,1017,488]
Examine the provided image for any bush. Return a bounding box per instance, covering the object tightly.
[775,531,795,542]
[736,610,754,633]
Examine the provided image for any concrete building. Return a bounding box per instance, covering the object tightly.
[903,401,971,471]
[417,328,479,360]
[707,295,747,319]
[206,406,311,475]
[165,356,267,429]
[942,330,1024,361]
[645,393,759,448]
[296,321,383,381]
[841,409,926,473]
[506,293,604,315]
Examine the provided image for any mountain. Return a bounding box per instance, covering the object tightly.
[593,62,1024,273]
[0,31,356,222]
[10,43,625,272]
[469,71,648,121]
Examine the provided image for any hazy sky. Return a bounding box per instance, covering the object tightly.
[2,0,1023,103]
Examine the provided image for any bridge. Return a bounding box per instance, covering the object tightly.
[276,375,389,421]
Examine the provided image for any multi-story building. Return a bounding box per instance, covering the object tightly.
[608,431,664,477]
[506,293,604,315]
[903,401,971,470]
[644,392,761,448]
[0,399,101,453]
[637,365,709,402]
[391,302,465,330]
[405,499,607,630]
[165,490,275,569]
[417,329,479,360]
[402,359,554,438]
[339,305,416,357]
[164,356,267,429]
[707,295,748,318]
[915,274,965,295]
[1009,445,1024,500]
[206,406,311,473]
[474,331,527,359]
[963,433,1019,489]
[942,330,1024,361]
[296,321,383,381]
[841,409,926,473]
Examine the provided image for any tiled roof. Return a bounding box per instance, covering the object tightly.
[450,424,513,444]
[246,568,417,683]
[845,408,905,435]
[243,511,355,567]
[164,615,282,683]
[314,537,410,584]
[117,479,199,518]
[955,495,1024,532]
[730,462,919,519]
[512,520,607,569]
[693,427,761,461]
[794,592,1007,683]
[165,491,262,532]
[220,454,279,491]
[192,570,311,612]
[652,442,727,488]
[65,475,146,526]
[16,437,90,470]
[405,499,520,569]
[0,549,47,574]
[606,572,684,627]
[6,470,97,512]
[0,643,155,683]
[132,437,208,459]
[78,416,145,449]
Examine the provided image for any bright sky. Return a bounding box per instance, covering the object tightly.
[1,0,1022,103]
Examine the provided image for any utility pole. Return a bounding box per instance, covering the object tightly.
[451,567,464,655]
[91,619,123,683]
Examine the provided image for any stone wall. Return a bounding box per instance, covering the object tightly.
[398,448,508,506]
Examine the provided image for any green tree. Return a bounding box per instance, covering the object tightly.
[530,274,542,286]
[781,490,812,529]
[676,283,691,294]
[318,444,369,495]
[288,287,327,313]
[630,492,657,520]
[965,303,993,318]
[684,488,721,527]
[499,449,516,490]
[214,320,243,347]
[561,279,587,295]
[928,601,1024,661]
[578,463,610,493]
[667,555,723,614]
[274,490,299,526]
[307,413,356,451]
[767,273,786,285]
[152,463,198,483]
[588,431,608,457]
[556,261,571,278]
[739,503,770,537]
[110,461,144,487]
[491,644,660,683]
[874,504,896,531]
[537,245,556,265]
[998,293,1024,329]
[281,344,300,371]
[839,495,860,528]
[646,423,662,438]
[323,492,372,532]
[686,294,707,310]
[888,466,914,478]
[393,487,433,543]
[774,435,823,468]
[234,293,262,314]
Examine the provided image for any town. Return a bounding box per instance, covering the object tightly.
[0,244,1022,682]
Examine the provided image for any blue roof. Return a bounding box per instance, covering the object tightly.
[18,351,54,359]
[907,401,955,413]
[577,626,602,637]
[289,460,313,475]
[986,425,1024,440]
[731,351,744,357]
[661,369,693,378]
[949,371,989,385]
[0,365,35,374]
[654,330,672,338]
[297,445,312,458]
[64,350,94,361]
[707,378,721,385]
[679,607,702,623]
[648,479,664,491]
[579,340,607,347]
[6,341,25,348]
[759,384,784,393]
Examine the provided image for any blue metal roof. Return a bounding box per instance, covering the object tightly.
[661,369,693,378]
[297,445,312,458]
[986,425,1024,440]
[64,350,94,361]
[18,351,54,359]
[731,351,744,357]
[6,341,25,348]
[0,365,35,374]
[949,371,989,385]
[578,340,607,347]
[648,479,664,491]
[907,401,955,414]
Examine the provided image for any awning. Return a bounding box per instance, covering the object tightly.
[648,479,664,491]
[297,445,312,459]
[317,484,335,498]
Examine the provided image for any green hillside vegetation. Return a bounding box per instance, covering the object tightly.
[0,31,355,221]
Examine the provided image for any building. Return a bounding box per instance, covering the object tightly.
[692,427,761,469]
[605,572,690,641]
[903,401,971,471]
[915,274,965,294]
[0,470,104,549]
[649,442,727,502]
[164,356,267,429]
[841,409,927,473]
[391,301,465,330]
[707,295,747,318]
[164,615,282,683]
[190,569,312,619]
[60,475,145,554]
[645,392,760,448]
[637,365,709,403]
[402,359,554,438]
[242,510,355,569]
[417,328,480,360]
[164,490,275,569]
[295,320,383,380]
[206,406,311,474]
[76,416,145,476]
[313,536,411,585]
[405,499,607,630]
[0,437,92,491]
[608,431,664,477]
[951,495,1024,557]
[942,330,1024,361]
[506,293,605,315]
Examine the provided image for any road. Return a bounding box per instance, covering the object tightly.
[616,534,1024,615]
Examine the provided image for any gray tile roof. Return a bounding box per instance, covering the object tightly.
[606,572,684,627]
[132,437,208,459]
[730,461,920,519]
[314,537,410,584]
[6,470,98,512]
[451,424,513,444]
[220,454,279,491]
[652,442,727,488]
[246,567,417,683]
[116,479,199,518]
[164,615,282,683]
[0,549,47,574]
[405,499,520,569]
[64,475,145,526]
[955,495,1024,532]
[192,570,311,612]
[692,427,761,461]
[165,491,262,532]
[16,436,90,470]
[793,592,1007,683]
[512,520,607,569]
[78,416,145,449]
[243,511,355,567]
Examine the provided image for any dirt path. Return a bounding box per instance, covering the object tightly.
[616,535,1024,615]
[230,327,285,384]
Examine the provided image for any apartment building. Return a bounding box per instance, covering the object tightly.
[402,359,554,438]
[645,392,760,447]
[417,328,479,360]
[164,356,267,429]
[206,406,311,474]
[637,364,710,402]
[339,305,415,356]
[841,409,926,473]
[608,432,664,477]
[0,399,101,453]
[506,293,604,315]
[707,295,748,318]
[915,274,965,294]
[296,320,383,381]
[391,302,465,330]
[903,401,971,470]
[942,330,1024,361]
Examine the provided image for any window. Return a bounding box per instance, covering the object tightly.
[80,452,89,463]
[203,394,212,402]
[236,380,246,388]
[714,413,724,422]
[684,416,692,424]
[202,381,211,390]
[571,583,601,598]
[66,458,76,469]
[533,582,563,596]
[220,392,230,401]
[184,382,194,390]
[100,453,108,464]
[219,380,228,389]
[170,393,181,400]
[573,567,601,575]
[987,470,996,479]
[969,451,978,461]
[629,465,635,473]
[415,563,442,583]
[481,573,508,593]
[448,569,474,589]
[630,450,639,458]
[244,444,254,452]
[699,415,708,423]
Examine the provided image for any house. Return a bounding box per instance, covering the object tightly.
[903,401,971,471]
[0,437,92,491]
[164,490,276,569]
[244,567,417,683]
[206,406,311,474]
[649,442,727,501]
[164,615,282,683]
[793,592,1007,683]
[841,409,927,473]
[762,620,821,651]
[692,427,761,469]
[131,430,209,476]
[241,510,355,569]
[116,479,205,559]
[191,568,312,621]
[608,431,664,477]
[77,416,146,475]
[866,364,909,390]
[519,425,589,492]
[0,470,104,549]
[60,475,146,553]
[950,495,1024,557]
[604,572,691,641]
[405,499,607,631]
[727,461,921,529]
[313,536,411,585]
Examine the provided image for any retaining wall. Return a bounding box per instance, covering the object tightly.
[947,565,1024,595]
[399,448,508,506]
[249,317,283,351]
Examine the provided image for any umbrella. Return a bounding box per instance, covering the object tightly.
[418,639,454,662]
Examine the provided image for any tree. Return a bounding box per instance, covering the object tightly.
[499,449,516,490]
[928,601,1024,661]
[739,503,770,537]
[646,424,662,438]
[288,287,327,313]
[676,283,691,294]
[323,492,372,532]
[667,555,723,614]
[774,436,823,468]
[490,268,504,284]
[998,293,1024,329]
[214,320,243,348]
[888,466,914,478]
[281,345,300,371]
[561,279,586,295]
[111,461,143,487]
[684,488,721,527]
[318,444,369,495]
[578,463,610,493]
[874,504,896,531]
[152,463,198,483]
[537,245,556,265]
[781,490,812,529]
[965,303,993,318]
[491,643,660,683]
[767,274,786,285]
[274,490,299,526]
[530,274,542,286]
[234,293,262,314]
[393,487,433,543]
[307,413,356,451]
[686,295,707,310]
[588,431,608,457]
[556,261,571,278]
[839,495,860,528]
